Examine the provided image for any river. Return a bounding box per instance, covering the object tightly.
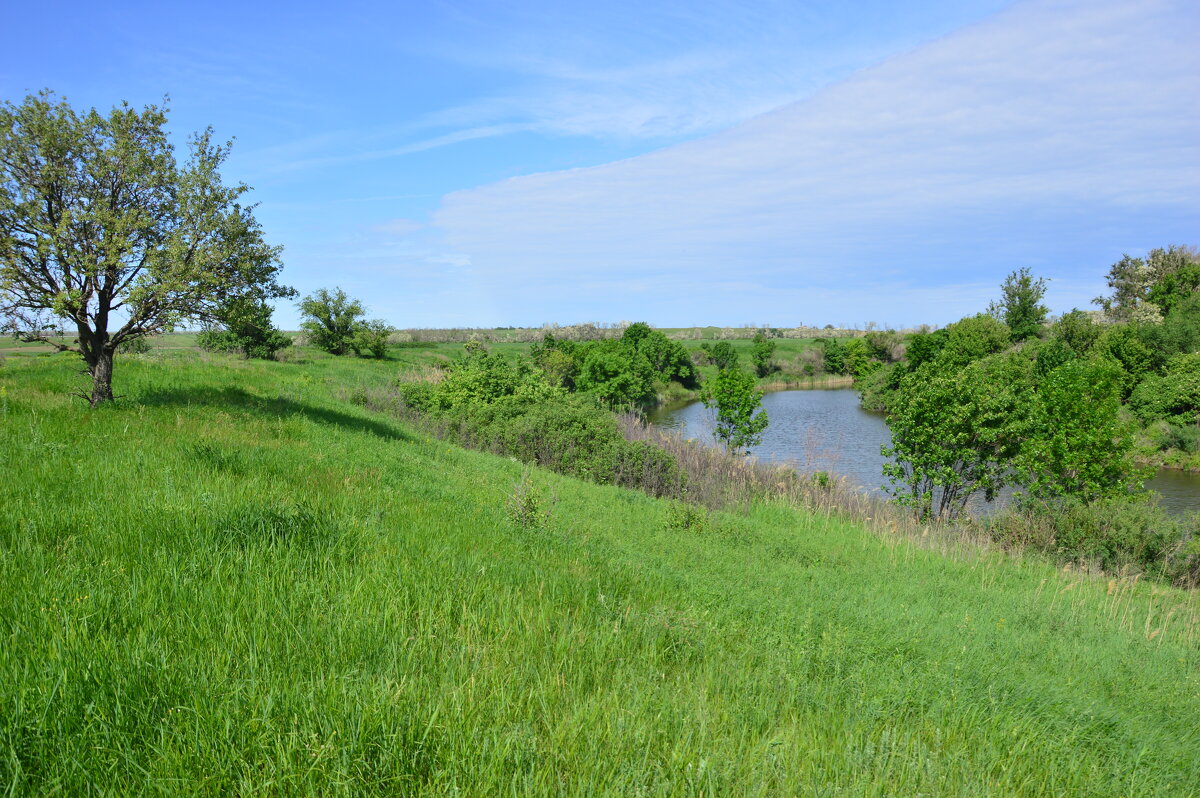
[646,388,1200,516]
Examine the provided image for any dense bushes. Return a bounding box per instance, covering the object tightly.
[197,295,293,360]
[1129,353,1200,424]
[298,288,393,359]
[987,497,1199,586]
[394,343,685,497]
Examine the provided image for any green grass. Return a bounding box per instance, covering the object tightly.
[1,350,1198,795]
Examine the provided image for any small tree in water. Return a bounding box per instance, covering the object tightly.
[701,367,768,454]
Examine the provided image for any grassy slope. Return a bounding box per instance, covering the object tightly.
[1,351,1198,796]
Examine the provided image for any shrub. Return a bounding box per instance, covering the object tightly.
[197,295,293,360]
[664,500,708,533]
[699,341,738,370]
[117,336,152,355]
[506,469,555,530]
[987,496,1184,577]
[1155,422,1200,453]
[1129,353,1200,424]
[350,319,392,359]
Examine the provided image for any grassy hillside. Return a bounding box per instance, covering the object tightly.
[1,350,1198,795]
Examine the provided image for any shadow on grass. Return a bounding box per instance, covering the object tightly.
[136,385,414,442]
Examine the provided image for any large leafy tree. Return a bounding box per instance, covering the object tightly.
[0,91,289,405]
[882,354,1026,522]
[297,288,393,359]
[1019,358,1145,501]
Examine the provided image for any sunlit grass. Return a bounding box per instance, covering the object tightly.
[1,351,1197,795]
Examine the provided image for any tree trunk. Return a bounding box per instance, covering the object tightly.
[89,348,114,406]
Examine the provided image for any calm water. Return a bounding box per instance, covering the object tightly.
[647,388,1200,516]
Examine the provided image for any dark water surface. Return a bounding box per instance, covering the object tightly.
[647,389,1200,516]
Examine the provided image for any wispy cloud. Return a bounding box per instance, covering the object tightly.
[429,0,1200,326]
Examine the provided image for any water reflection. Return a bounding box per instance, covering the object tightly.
[647,389,1200,517]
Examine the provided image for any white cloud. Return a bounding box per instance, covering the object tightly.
[430,0,1200,326]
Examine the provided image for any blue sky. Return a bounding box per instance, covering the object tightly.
[3,0,1196,329]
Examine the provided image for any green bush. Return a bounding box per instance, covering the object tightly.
[987,496,1185,578]
[394,344,685,497]
[349,319,392,359]
[1155,422,1200,453]
[700,341,739,370]
[1129,353,1200,424]
[198,295,293,360]
[117,336,152,355]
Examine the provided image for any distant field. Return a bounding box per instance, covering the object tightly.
[0,331,209,355]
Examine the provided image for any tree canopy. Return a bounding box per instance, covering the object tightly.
[0,91,290,404]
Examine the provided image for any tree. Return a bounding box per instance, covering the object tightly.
[350,319,393,360]
[1020,359,1145,501]
[575,340,655,407]
[298,288,363,355]
[197,294,292,360]
[701,367,768,453]
[988,267,1048,341]
[0,91,289,405]
[700,341,738,370]
[882,354,1026,522]
[1094,245,1200,323]
[622,322,697,387]
[1051,309,1101,355]
[297,287,392,358]
[751,330,776,377]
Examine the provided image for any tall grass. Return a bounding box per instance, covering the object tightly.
[1,351,1198,795]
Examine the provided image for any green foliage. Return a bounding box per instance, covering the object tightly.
[117,337,153,355]
[575,340,655,407]
[863,329,904,363]
[903,329,947,370]
[1095,245,1200,322]
[506,469,556,530]
[664,500,709,533]
[1158,292,1200,355]
[1129,353,1200,424]
[701,367,768,453]
[937,314,1011,367]
[699,341,738,370]
[840,338,878,378]
[819,339,846,374]
[529,334,579,389]
[1018,359,1144,501]
[623,323,698,387]
[750,330,777,377]
[1153,422,1200,454]
[988,267,1048,341]
[197,295,292,360]
[349,319,392,360]
[396,343,684,496]
[1148,262,1200,316]
[1097,323,1165,389]
[299,288,365,356]
[882,353,1025,521]
[0,91,290,404]
[299,288,391,358]
[990,496,1186,577]
[1050,310,1101,355]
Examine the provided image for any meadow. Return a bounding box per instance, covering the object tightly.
[1,347,1198,795]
